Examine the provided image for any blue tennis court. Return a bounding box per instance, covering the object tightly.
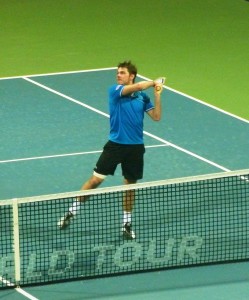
[1,69,249,299]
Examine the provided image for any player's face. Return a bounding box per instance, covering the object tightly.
[116,67,135,85]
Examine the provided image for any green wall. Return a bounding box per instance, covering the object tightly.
[0,0,248,119]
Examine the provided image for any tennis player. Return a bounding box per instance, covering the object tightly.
[58,61,165,239]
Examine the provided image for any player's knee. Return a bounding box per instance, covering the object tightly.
[90,173,105,188]
[124,178,137,185]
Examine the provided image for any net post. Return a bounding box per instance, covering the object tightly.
[12,198,21,286]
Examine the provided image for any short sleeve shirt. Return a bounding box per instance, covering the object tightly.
[108,84,154,144]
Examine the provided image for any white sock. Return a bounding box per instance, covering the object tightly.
[69,201,81,216]
[123,211,132,224]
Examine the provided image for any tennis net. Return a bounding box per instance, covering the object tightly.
[0,169,249,288]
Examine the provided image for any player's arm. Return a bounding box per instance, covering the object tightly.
[121,77,165,96]
[147,83,164,121]
[121,81,155,96]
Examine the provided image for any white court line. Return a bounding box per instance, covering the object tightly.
[15,287,39,300]
[0,67,116,81]
[1,67,248,124]
[138,73,249,125]
[0,144,168,164]
[23,77,109,118]
[0,276,15,287]
[0,150,102,164]
[22,77,231,172]
[0,276,38,300]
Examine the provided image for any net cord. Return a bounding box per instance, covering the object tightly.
[0,168,248,206]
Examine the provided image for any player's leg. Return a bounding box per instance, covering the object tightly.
[57,173,105,229]
[122,178,137,239]
[121,144,145,239]
[58,141,119,229]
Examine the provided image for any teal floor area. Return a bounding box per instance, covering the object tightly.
[1,262,249,299]
[1,70,249,299]
[1,70,249,200]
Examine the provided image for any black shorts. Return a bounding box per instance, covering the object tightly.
[94,141,145,181]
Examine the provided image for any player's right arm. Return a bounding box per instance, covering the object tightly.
[121,77,165,96]
[121,81,155,96]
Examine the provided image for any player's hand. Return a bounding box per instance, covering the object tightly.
[154,77,165,95]
[154,77,166,85]
[154,83,163,95]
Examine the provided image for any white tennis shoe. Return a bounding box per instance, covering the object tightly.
[122,222,136,240]
[58,212,74,229]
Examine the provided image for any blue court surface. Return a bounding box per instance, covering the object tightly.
[1,68,249,299]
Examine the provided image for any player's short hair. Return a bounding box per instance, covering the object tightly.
[118,61,137,83]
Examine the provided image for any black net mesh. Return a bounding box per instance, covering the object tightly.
[0,170,249,288]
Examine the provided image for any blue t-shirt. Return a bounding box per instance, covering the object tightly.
[108,84,154,144]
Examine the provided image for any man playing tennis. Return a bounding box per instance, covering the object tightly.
[58,60,165,239]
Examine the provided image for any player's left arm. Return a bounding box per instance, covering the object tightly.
[147,83,163,121]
